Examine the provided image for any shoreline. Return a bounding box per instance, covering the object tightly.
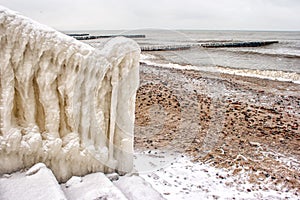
[139,59,300,85]
[134,63,300,194]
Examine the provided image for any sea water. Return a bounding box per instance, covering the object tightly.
[74,29,300,83]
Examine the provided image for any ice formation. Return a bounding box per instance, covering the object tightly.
[0,6,140,182]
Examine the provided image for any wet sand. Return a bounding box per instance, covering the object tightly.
[134,63,300,193]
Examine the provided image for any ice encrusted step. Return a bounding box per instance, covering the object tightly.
[61,173,128,200]
[0,163,67,200]
[0,163,164,200]
[113,174,165,200]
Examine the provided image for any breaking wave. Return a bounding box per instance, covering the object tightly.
[140,54,300,84]
[215,66,300,84]
[220,48,300,59]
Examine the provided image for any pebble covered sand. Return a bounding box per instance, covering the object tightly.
[134,63,300,195]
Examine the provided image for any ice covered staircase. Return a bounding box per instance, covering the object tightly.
[0,163,164,200]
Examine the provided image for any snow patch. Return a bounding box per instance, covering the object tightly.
[137,151,299,200]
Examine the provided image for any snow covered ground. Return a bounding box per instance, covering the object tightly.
[135,150,299,200]
[1,152,299,200]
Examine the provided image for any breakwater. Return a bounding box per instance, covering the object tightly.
[72,34,146,40]
[66,33,90,37]
[201,41,279,48]
[140,41,279,51]
[141,45,192,51]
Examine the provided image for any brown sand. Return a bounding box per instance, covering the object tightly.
[134,63,300,193]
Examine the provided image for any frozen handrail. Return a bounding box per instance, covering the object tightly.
[0,6,140,182]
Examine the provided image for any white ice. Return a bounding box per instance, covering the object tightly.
[114,174,165,200]
[0,6,140,182]
[61,172,128,200]
[0,163,66,200]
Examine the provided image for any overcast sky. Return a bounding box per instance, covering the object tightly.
[1,0,299,31]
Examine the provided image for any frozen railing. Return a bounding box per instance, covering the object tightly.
[0,6,140,182]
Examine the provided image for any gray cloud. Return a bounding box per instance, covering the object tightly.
[0,0,299,30]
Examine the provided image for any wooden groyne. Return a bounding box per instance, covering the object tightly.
[67,33,90,37]
[141,45,192,51]
[73,34,146,40]
[201,41,279,48]
[140,41,279,51]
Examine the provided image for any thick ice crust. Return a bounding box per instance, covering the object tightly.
[0,6,140,182]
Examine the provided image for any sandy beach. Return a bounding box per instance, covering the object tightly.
[134,63,300,194]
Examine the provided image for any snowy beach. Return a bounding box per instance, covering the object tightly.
[1,1,300,199]
[133,62,300,199]
[81,30,300,198]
